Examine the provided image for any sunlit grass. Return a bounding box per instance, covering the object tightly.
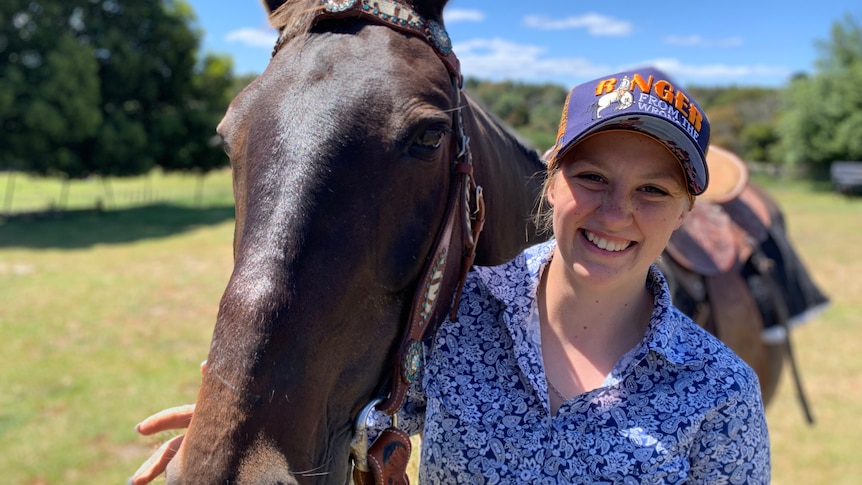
[0,168,234,214]
[1,193,235,483]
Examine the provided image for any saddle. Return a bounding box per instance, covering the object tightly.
[662,146,820,423]
[664,146,773,393]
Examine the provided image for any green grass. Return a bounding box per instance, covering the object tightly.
[0,169,235,215]
[750,175,862,484]
[0,172,860,483]
[0,171,236,484]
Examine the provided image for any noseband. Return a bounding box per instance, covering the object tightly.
[276,1,484,482]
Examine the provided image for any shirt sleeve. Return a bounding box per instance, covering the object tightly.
[689,374,771,483]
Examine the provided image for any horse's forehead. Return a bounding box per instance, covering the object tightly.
[220,24,454,148]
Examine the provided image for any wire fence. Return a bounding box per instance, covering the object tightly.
[0,169,235,218]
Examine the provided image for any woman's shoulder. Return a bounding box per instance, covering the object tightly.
[647,265,761,393]
[463,240,554,303]
[664,306,763,399]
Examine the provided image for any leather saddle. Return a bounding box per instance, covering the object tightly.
[663,146,774,387]
[662,147,824,423]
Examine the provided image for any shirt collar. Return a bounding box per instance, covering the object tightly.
[474,239,705,367]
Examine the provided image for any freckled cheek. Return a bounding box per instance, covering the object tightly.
[552,205,587,234]
[634,206,676,226]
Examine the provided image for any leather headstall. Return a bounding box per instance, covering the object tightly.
[293,2,486,484]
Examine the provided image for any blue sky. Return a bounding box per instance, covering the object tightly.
[186,0,860,88]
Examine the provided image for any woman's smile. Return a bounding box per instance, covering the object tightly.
[582,228,634,252]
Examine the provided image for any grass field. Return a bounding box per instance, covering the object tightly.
[0,169,235,215]
[0,170,859,484]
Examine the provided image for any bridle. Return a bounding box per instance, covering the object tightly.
[274,1,485,482]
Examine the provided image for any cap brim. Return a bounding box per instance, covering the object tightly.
[555,113,709,196]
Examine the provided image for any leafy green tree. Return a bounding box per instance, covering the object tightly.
[0,0,234,180]
[464,78,567,150]
[780,14,862,174]
[741,122,780,163]
[689,86,782,163]
[0,2,102,175]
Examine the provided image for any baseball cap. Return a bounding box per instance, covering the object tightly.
[548,67,711,195]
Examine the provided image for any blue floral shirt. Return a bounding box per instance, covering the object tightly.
[378,239,770,484]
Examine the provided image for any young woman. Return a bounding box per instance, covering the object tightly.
[132,67,769,484]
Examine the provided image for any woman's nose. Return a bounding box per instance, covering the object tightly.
[596,189,633,229]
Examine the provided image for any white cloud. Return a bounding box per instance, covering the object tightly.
[523,13,632,36]
[453,38,612,84]
[225,27,278,49]
[444,8,485,23]
[451,38,790,87]
[640,58,792,84]
[664,35,744,47]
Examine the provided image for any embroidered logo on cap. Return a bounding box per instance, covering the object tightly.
[591,72,705,142]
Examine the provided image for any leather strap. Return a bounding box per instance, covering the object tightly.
[352,427,412,485]
[377,166,465,414]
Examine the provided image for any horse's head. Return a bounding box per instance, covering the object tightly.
[166,1,471,483]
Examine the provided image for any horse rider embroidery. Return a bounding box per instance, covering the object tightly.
[593,75,634,119]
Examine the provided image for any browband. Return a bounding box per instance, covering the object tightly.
[317,0,462,83]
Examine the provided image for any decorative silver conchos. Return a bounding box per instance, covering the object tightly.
[401,340,424,384]
[323,0,357,12]
[419,248,447,327]
[428,20,452,54]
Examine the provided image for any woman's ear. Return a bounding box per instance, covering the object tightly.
[546,175,557,208]
[673,205,688,230]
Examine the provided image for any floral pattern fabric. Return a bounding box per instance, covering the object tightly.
[376,239,770,484]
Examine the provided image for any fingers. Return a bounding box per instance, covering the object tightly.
[135,404,195,436]
[129,434,184,485]
[130,362,201,484]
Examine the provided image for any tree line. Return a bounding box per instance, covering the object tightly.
[2,2,859,182]
[1,0,241,180]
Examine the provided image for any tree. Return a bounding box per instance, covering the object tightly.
[464,78,568,150]
[0,2,102,175]
[688,86,782,163]
[779,13,862,174]
[0,0,235,180]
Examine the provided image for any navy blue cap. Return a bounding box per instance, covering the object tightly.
[549,67,710,195]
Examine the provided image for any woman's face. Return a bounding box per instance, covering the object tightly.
[548,130,690,290]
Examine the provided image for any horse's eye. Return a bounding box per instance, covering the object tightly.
[414,129,446,149]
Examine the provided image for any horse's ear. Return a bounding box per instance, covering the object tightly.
[413,0,450,21]
[261,0,283,15]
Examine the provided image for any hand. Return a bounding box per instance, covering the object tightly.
[129,361,205,485]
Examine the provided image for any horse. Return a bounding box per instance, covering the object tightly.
[154,1,827,483]
[162,1,546,483]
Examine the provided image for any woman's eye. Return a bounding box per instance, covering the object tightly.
[576,173,604,183]
[641,185,670,196]
[414,129,446,149]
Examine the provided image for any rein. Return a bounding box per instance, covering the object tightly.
[279,2,485,483]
